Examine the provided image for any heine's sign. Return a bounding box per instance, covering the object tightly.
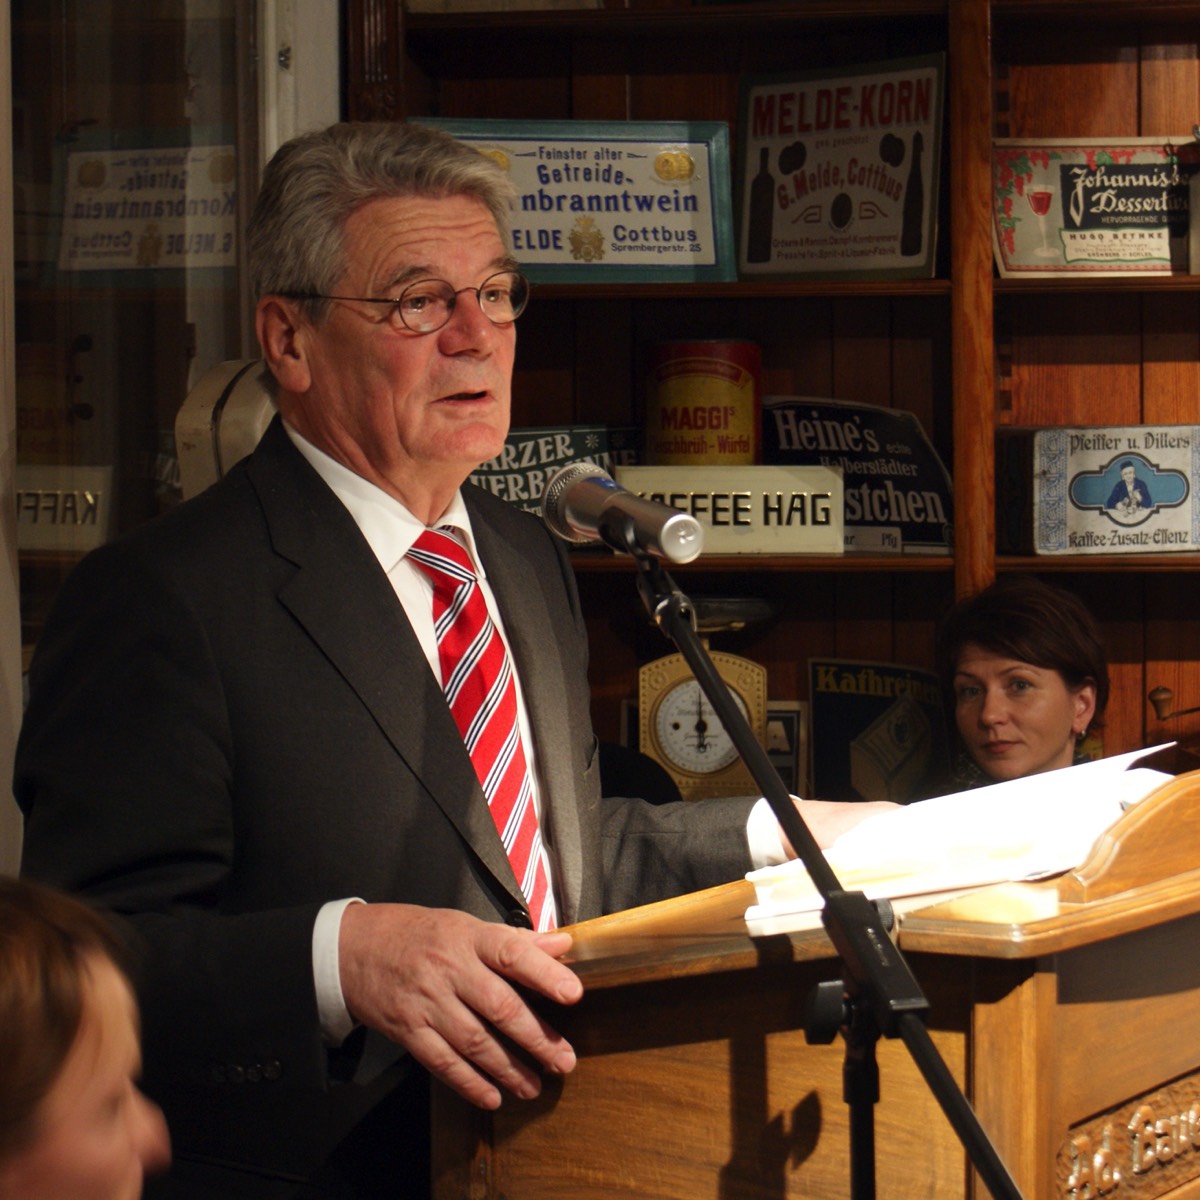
[761,395,953,554]
[615,465,843,555]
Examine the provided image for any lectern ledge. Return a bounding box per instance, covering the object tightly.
[433,760,1200,1200]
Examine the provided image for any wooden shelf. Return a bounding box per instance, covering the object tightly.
[994,0,1200,21]
[530,279,952,301]
[999,555,1200,573]
[569,545,1200,579]
[996,275,1200,295]
[403,0,946,36]
[568,552,955,573]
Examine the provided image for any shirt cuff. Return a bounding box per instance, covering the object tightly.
[313,897,364,1046]
[746,796,789,869]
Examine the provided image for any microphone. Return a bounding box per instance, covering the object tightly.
[541,462,704,564]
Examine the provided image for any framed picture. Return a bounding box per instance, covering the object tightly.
[992,137,1199,277]
[418,117,736,283]
[735,53,944,280]
[808,658,947,804]
[765,700,809,798]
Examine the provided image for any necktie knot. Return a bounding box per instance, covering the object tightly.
[409,527,475,596]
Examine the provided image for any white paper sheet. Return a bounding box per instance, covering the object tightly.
[746,746,1175,927]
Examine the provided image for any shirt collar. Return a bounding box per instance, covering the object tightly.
[282,421,486,577]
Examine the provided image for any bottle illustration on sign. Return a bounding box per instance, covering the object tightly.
[900,130,924,256]
[746,146,775,263]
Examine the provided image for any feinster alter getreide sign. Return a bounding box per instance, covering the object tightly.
[57,144,238,273]
[419,118,736,283]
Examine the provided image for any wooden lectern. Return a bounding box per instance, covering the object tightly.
[433,766,1200,1199]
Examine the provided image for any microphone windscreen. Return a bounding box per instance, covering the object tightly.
[541,462,610,542]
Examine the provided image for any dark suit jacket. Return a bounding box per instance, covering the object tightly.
[15,418,755,1196]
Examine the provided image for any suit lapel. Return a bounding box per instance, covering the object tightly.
[244,422,524,909]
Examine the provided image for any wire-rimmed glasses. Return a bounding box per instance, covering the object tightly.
[283,269,530,334]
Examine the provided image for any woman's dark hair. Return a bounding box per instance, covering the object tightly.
[935,574,1110,729]
[0,876,129,1159]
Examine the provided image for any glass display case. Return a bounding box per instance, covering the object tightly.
[11,0,258,654]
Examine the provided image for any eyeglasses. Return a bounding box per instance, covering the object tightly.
[283,269,530,334]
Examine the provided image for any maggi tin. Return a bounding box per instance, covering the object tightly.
[645,340,761,465]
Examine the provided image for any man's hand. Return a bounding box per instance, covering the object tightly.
[338,903,582,1110]
[783,798,899,856]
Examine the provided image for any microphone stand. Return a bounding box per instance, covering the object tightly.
[624,541,1024,1200]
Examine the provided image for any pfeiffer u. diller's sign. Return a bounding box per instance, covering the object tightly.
[736,53,944,280]
[419,117,736,284]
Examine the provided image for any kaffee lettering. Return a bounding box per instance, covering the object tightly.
[16,489,101,525]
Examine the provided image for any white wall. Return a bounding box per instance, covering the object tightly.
[1,2,24,875]
[259,0,341,167]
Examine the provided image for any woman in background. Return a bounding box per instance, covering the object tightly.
[0,875,170,1199]
[935,575,1109,788]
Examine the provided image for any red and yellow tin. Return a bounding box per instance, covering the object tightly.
[645,340,761,465]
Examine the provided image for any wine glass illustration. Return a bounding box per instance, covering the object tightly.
[1026,182,1058,258]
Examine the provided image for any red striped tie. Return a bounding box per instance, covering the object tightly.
[408,528,556,931]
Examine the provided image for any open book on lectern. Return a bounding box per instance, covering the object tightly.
[745,745,1176,935]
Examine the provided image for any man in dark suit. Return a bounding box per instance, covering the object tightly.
[15,122,881,1198]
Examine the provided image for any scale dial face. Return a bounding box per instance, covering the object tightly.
[652,678,749,775]
[639,650,767,800]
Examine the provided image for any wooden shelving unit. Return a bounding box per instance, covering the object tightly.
[343,0,1200,757]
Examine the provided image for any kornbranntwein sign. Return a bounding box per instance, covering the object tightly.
[57,144,237,272]
[736,53,944,280]
[420,118,735,283]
